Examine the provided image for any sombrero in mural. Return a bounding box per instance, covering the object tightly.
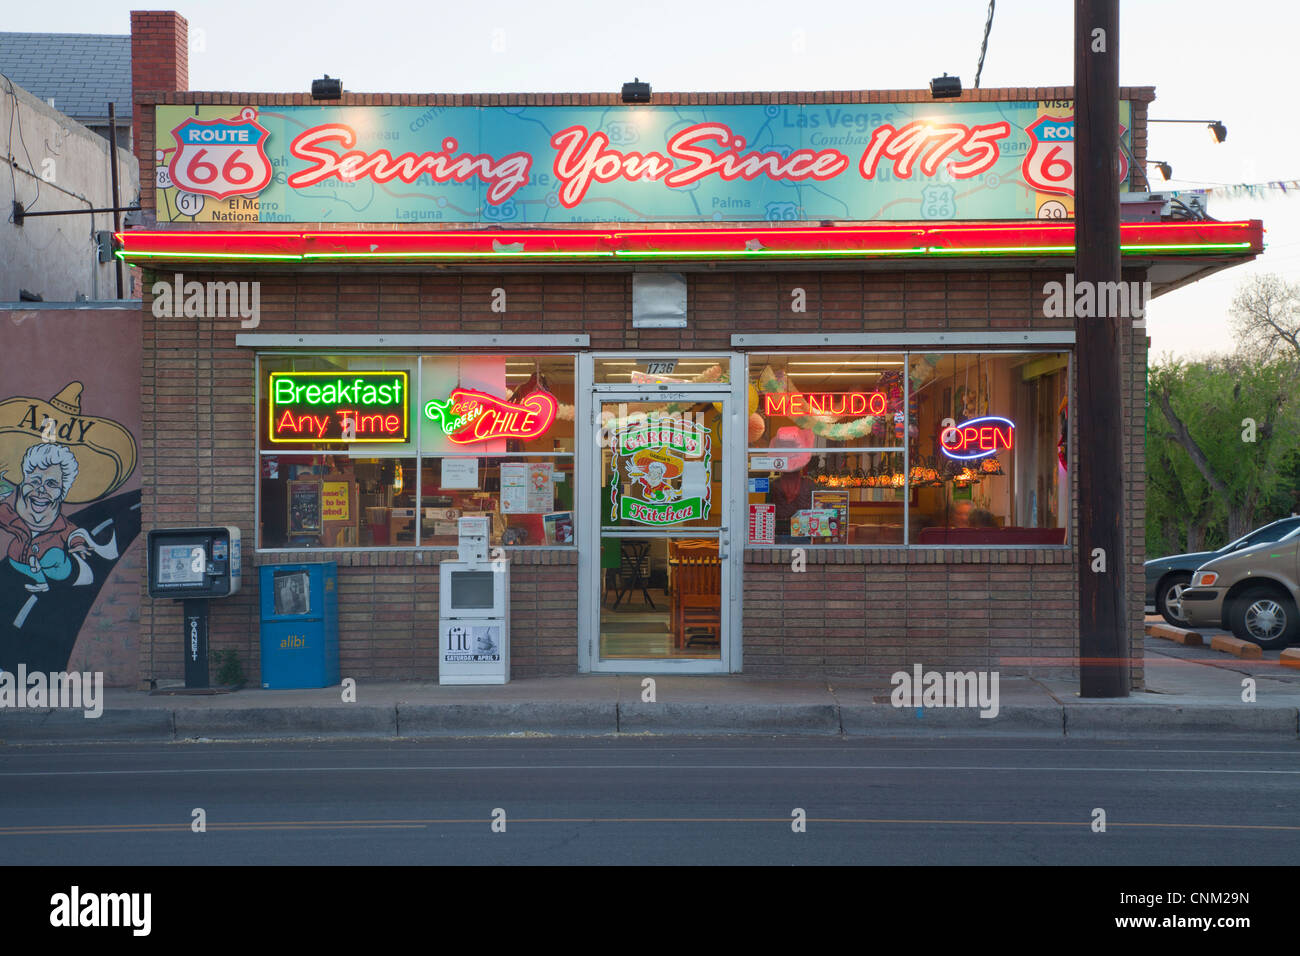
[0,382,137,503]
[631,446,684,479]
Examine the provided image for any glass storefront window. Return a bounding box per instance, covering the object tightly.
[909,351,1068,546]
[257,353,576,550]
[259,454,416,549]
[744,351,1070,548]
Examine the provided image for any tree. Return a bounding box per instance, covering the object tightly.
[1150,355,1298,543]
[1145,418,1221,554]
[1229,273,1300,362]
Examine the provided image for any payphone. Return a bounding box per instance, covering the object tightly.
[438,516,510,684]
[147,527,241,689]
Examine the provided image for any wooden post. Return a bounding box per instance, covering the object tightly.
[1075,0,1129,696]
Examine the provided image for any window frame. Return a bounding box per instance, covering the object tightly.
[253,350,578,553]
[741,348,1073,551]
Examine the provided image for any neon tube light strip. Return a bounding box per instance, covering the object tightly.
[115,221,1264,264]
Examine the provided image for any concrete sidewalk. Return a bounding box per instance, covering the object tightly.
[3,646,1299,742]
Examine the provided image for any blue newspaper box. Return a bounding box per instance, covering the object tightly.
[258,563,339,689]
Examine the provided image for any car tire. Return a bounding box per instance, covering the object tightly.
[1156,573,1193,627]
[1229,586,1300,650]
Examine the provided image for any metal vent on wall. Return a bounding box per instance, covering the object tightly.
[632,273,687,328]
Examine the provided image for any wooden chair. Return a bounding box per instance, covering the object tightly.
[668,539,721,648]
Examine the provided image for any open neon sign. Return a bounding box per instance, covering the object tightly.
[940,416,1015,460]
[423,387,558,444]
[762,391,887,417]
[269,371,408,443]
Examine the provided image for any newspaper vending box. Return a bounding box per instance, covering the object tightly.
[438,516,509,684]
[146,526,242,689]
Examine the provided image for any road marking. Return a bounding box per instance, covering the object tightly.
[3,817,1300,835]
[3,763,1300,777]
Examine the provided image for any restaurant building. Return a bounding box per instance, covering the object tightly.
[119,80,1262,687]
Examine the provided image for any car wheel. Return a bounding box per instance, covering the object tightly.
[1229,587,1300,650]
[1156,573,1193,627]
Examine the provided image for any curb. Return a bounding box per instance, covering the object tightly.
[617,702,840,735]
[398,701,615,736]
[839,703,1065,735]
[1145,622,1204,646]
[3,701,1298,743]
[173,706,396,740]
[1065,703,1298,737]
[0,708,174,743]
[1209,635,1263,659]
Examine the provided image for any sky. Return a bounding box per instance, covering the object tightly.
[7,0,1297,361]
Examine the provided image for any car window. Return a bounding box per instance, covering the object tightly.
[1232,518,1300,549]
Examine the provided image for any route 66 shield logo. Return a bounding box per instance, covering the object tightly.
[167,106,273,201]
[1022,115,1128,198]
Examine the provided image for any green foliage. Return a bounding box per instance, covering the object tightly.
[1147,353,1300,555]
[212,649,246,689]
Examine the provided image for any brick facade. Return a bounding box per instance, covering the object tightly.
[136,267,1147,687]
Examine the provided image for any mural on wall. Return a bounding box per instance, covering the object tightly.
[0,383,140,675]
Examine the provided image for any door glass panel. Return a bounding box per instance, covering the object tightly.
[598,398,725,661]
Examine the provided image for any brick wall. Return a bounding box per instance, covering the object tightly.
[130,10,188,173]
[137,267,1147,688]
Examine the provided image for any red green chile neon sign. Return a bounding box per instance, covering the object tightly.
[423,387,558,444]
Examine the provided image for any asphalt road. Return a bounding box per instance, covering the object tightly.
[2,736,1299,865]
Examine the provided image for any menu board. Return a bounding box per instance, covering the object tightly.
[748,504,775,545]
[501,462,553,514]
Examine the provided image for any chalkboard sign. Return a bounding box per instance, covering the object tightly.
[288,480,322,533]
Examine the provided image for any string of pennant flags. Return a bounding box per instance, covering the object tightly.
[1171,180,1300,199]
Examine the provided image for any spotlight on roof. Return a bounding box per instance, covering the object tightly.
[929,73,962,98]
[1152,161,1173,181]
[1149,118,1228,144]
[621,77,651,104]
[311,75,343,100]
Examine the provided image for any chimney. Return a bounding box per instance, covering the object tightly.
[130,10,189,172]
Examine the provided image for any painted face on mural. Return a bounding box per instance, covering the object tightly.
[18,462,67,533]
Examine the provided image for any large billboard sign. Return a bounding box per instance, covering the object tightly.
[154,100,1133,224]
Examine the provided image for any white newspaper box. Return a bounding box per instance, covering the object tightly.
[438,516,510,684]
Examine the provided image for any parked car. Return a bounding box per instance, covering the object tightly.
[1179,525,1300,648]
[1145,516,1300,627]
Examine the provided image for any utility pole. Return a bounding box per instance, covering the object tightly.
[1075,0,1129,696]
[108,102,124,299]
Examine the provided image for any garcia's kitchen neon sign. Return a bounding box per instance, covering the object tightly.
[423,388,558,444]
[940,416,1015,460]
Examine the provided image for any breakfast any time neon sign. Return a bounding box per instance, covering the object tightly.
[423,388,558,444]
[269,371,408,443]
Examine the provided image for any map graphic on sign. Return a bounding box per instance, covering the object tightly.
[611,417,711,525]
[153,101,1134,224]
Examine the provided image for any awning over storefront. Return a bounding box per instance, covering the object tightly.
[116,220,1262,294]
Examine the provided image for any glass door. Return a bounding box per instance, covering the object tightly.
[592,392,730,670]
